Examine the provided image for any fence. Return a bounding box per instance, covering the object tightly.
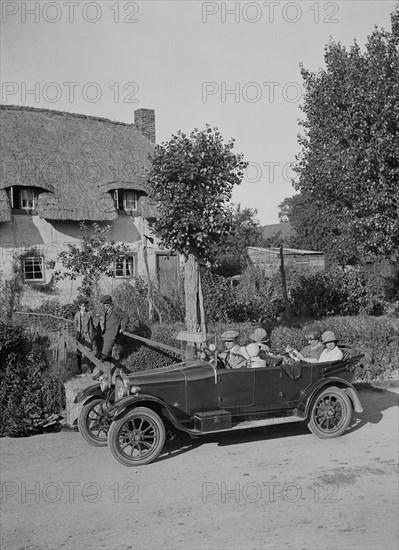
[12,311,75,362]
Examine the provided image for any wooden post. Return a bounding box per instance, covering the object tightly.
[184,254,200,358]
[279,245,293,322]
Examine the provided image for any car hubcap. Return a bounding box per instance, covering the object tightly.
[315,395,345,431]
[118,417,157,459]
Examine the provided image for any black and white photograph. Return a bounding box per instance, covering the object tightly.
[1,1,398,549]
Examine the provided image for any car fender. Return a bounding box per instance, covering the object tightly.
[74,385,114,405]
[300,377,363,417]
[108,394,190,431]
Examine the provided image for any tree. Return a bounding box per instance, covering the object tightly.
[211,204,265,277]
[50,222,130,300]
[147,126,247,338]
[294,5,399,263]
[277,193,360,265]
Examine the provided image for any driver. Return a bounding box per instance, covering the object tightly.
[219,330,246,369]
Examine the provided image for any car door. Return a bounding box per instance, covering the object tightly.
[254,366,284,409]
[217,369,255,408]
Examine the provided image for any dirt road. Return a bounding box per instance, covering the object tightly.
[1,384,398,550]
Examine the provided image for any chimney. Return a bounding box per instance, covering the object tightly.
[134,109,155,143]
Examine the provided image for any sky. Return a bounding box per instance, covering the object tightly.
[1,0,396,225]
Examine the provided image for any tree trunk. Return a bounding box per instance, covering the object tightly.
[184,254,200,358]
[198,265,207,336]
[279,245,293,322]
[184,253,200,332]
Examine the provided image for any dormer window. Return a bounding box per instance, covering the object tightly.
[113,190,138,212]
[123,191,138,211]
[7,186,38,211]
[20,188,36,210]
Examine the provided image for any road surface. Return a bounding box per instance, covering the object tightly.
[1,383,398,550]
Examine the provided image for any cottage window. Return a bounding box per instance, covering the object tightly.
[7,187,38,210]
[23,257,44,282]
[113,190,138,212]
[123,191,138,211]
[114,255,136,278]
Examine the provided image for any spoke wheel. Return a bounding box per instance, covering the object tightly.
[108,407,166,466]
[308,387,352,439]
[78,398,111,447]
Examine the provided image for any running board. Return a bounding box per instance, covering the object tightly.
[188,415,304,435]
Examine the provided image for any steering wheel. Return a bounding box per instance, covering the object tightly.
[216,355,228,369]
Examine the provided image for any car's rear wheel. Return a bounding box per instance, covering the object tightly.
[108,407,166,466]
[308,386,352,439]
[78,398,111,447]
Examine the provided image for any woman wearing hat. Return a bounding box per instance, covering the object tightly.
[291,326,325,364]
[74,296,94,376]
[248,327,283,366]
[318,331,343,362]
[249,328,270,354]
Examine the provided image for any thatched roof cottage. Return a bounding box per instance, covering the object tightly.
[0,105,177,304]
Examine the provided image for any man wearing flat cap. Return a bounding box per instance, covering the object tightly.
[219,330,246,369]
[92,295,129,380]
[74,296,94,376]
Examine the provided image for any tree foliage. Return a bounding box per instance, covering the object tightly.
[147,126,247,261]
[146,126,247,336]
[277,194,360,264]
[293,6,399,263]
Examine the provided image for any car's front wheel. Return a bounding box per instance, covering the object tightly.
[108,407,166,466]
[78,398,111,447]
[308,386,352,439]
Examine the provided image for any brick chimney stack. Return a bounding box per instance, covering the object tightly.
[134,109,155,143]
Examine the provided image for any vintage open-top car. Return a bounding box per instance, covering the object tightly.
[76,342,364,467]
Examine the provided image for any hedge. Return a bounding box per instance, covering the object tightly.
[0,322,65,437]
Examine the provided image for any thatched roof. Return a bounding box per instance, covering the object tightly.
[0,189,12,222]
[0,105,155,221]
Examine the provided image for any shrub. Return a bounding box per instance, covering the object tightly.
[122,322,184,372]
[35,298,77,320]
[290,268,387,318]
[0,321,65,437]
[202,271,235,323]
[202,267,284,324]
[0,322,32,364]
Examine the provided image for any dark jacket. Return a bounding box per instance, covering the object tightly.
[73,310,94,341]
[101,305,129,357]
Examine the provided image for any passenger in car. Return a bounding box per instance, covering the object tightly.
[248,328,271,357]
[318,331,344,362]
[241,343,266,368]
[219,330,246,369]
[290,326,325,364]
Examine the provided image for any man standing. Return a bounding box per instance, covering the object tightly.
[74,296,94,376]
[92,295,129,380]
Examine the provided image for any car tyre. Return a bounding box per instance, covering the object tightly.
[308,386,352,439]
[78,398,111,447]
[108,407,166,466]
